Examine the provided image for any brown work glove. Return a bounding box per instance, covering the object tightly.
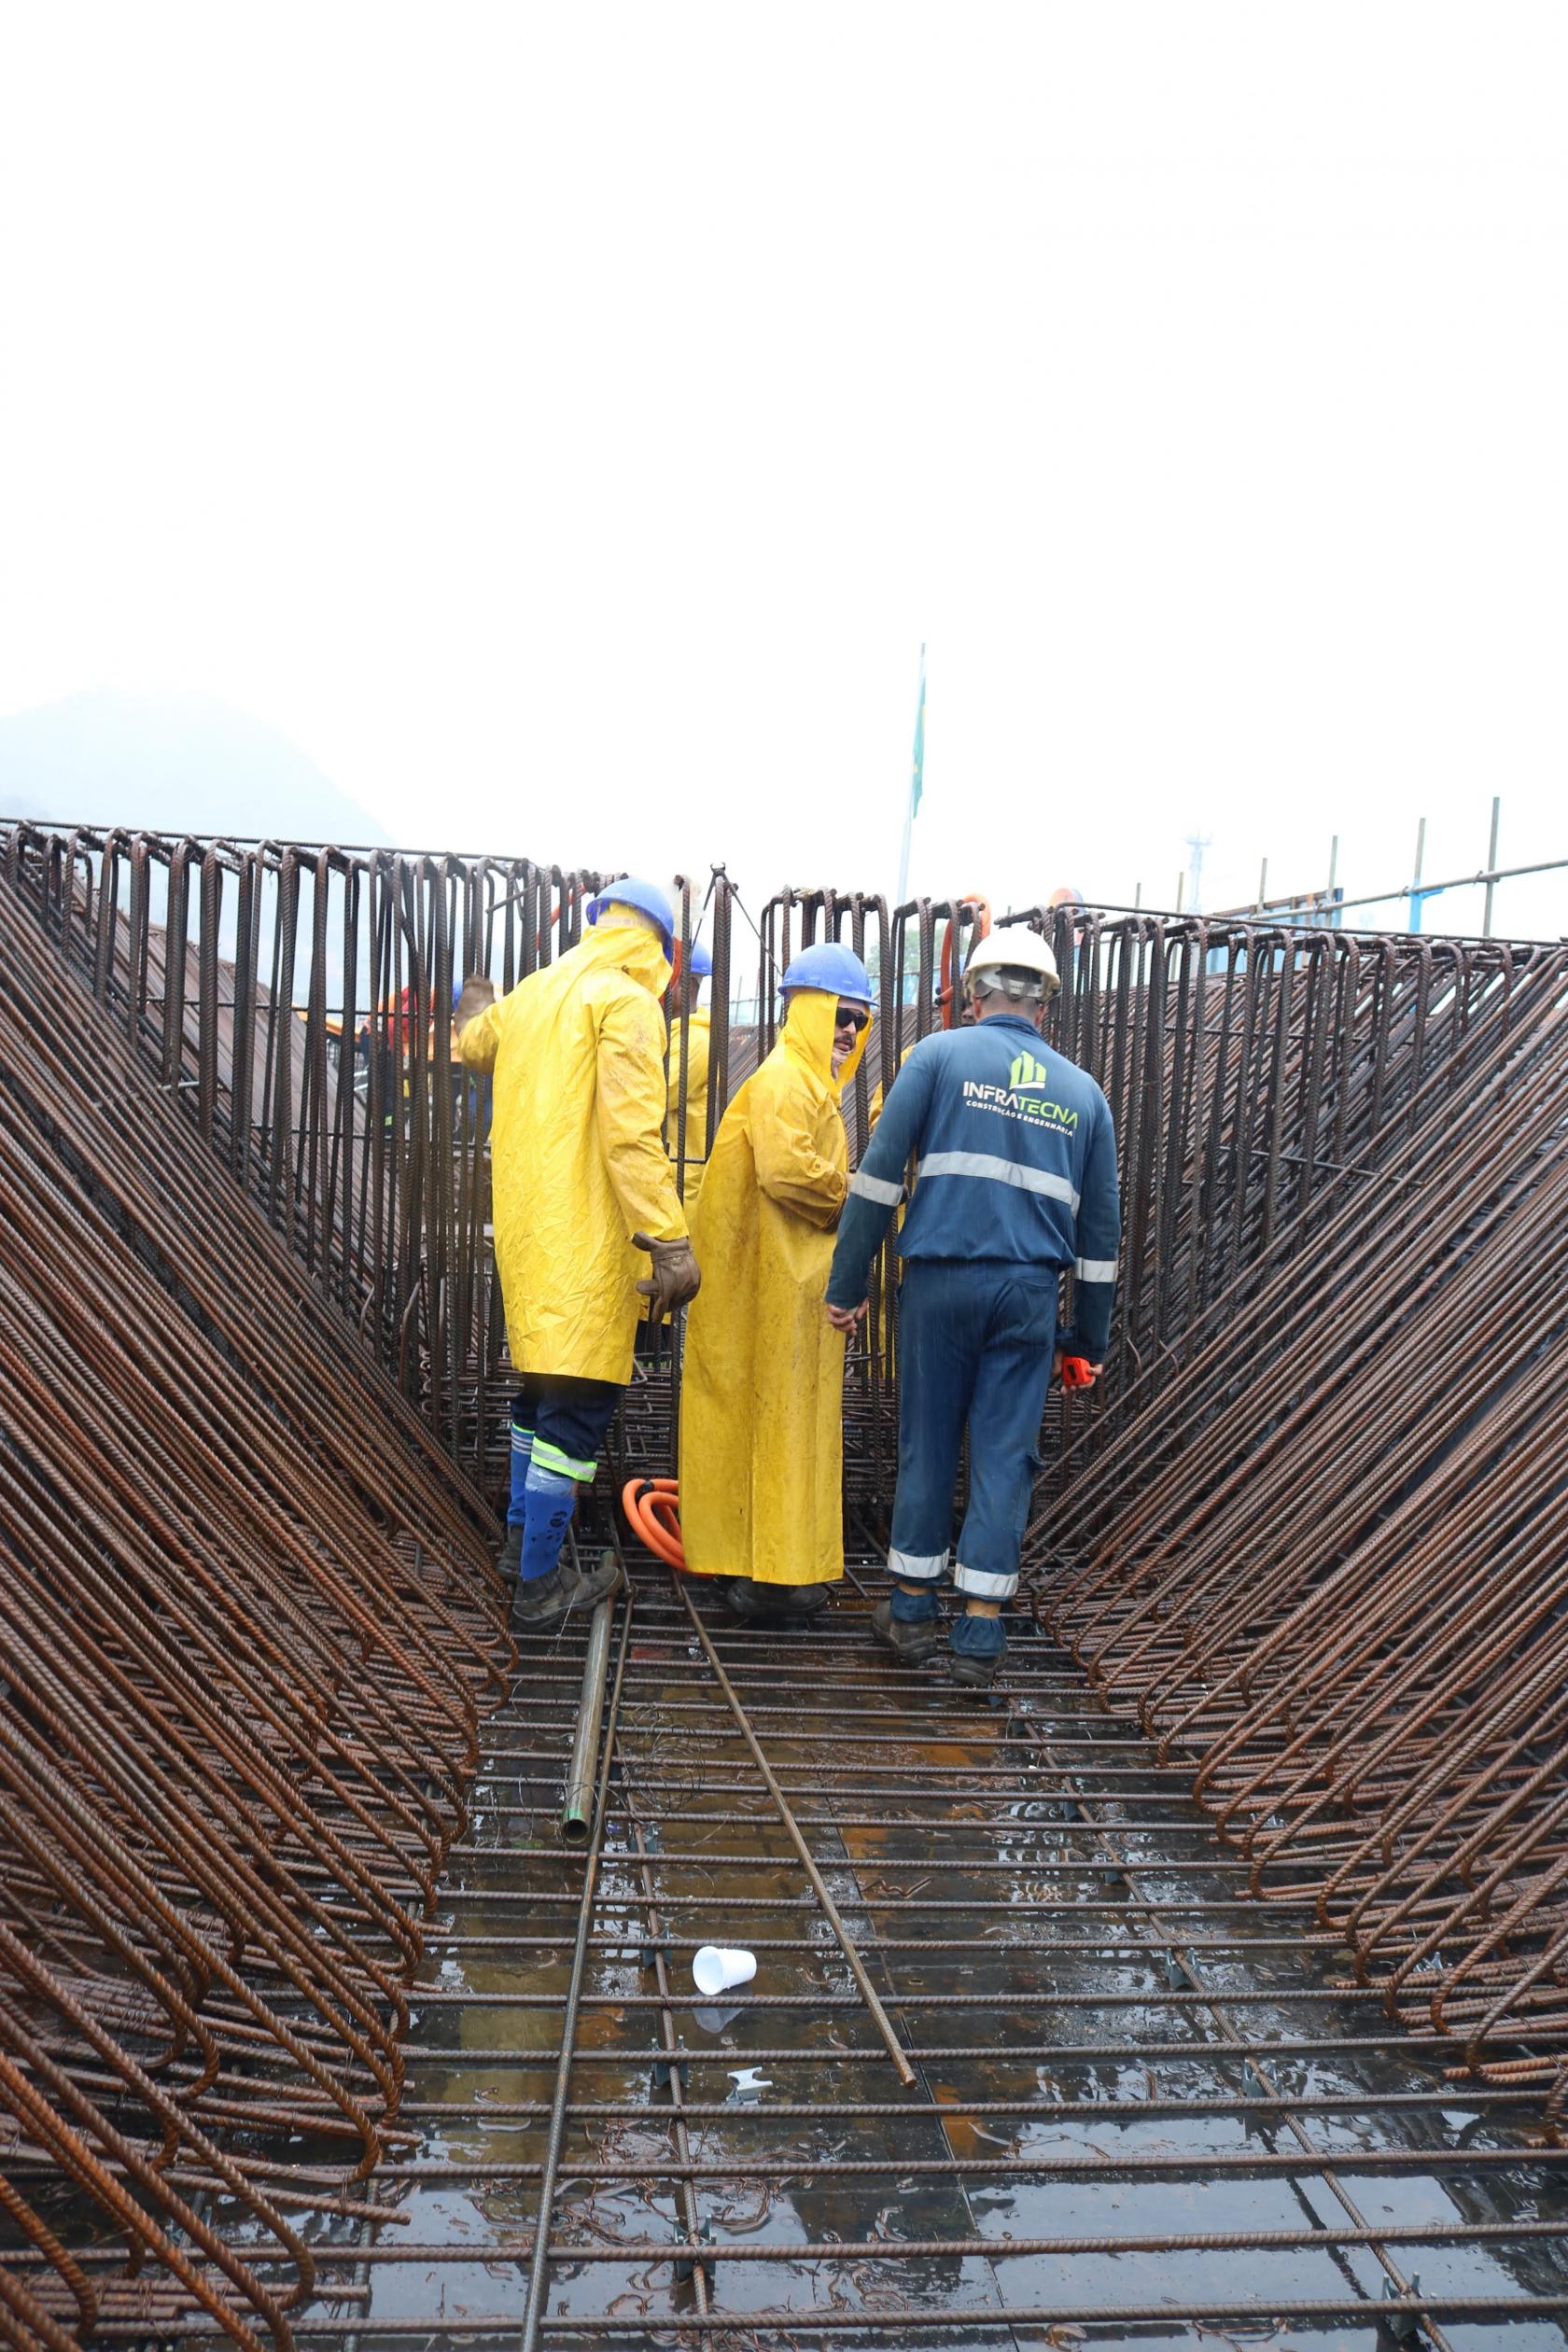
[633,1231,701,1319]
[455,974,497,1033]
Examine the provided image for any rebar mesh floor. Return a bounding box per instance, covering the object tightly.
[256,1561,1568,2350]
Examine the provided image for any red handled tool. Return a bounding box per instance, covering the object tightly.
[1060,1354,1096,1390]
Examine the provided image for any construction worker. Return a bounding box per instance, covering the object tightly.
[679,943,875,1620]
[636,937,714,1358]
[667,938,712,1205]
[455,879,701,1631]
[824,929,1118,1688]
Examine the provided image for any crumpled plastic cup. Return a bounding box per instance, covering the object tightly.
[693,1944,757,1998]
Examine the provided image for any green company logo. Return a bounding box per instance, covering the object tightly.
[1008,1051,1051,1090]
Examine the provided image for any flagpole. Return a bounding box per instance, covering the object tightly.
[897,642,925,905]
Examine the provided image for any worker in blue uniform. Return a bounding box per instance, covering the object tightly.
[824,928,1119,1688]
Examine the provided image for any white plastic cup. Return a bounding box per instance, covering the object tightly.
[693,1945,757,1998]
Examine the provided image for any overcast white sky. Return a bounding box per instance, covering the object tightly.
[2,5,1565,935]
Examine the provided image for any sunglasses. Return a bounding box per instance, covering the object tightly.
[834,1005,870,1034]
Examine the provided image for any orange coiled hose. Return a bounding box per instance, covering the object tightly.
[622,1476,687,1570]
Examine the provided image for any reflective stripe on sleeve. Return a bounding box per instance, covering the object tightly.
[916,1151,1079,1212]
[1074,1256,1118,1283]
[888,1547,948,1584]
[849,1169,904,1207]
[953,1561,1019,1599]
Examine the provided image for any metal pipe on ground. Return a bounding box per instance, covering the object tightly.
[518,1595,634,2352]
[558,1588,615,1845]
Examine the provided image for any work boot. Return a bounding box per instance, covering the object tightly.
[511,1550,621,1633]
[948,1609,1005,1689]
[497,1523,522,1578]
[872,1595,942,1664]
[722,1579,831,1624]
[778,1584,832,1623]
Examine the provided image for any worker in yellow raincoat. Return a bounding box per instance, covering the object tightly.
[455,879,701,1632]
[637,936,715,1357]
[679,942,874,1621]
[666,939,713,1206]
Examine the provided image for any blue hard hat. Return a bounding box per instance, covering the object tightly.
[586,876,676,960]
[779,942,874,1003]
[688,939,713,978]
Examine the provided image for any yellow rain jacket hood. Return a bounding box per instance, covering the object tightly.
[679,989,870,1587]
[458,924,688,1384]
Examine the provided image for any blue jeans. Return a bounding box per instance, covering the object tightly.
[888,1259,1058,1642]
[509,1377,622,1583]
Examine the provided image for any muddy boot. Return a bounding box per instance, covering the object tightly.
[777,1584,832,1623]
[497,1523,523,1578]
[872,1595,942,1664]
[511,1550,620,1633]
[948,1610,1005,1689]
[724,1579,832,1625]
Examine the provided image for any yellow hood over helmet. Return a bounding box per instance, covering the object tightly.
[581,909,671,999]
[781,986,872,1096]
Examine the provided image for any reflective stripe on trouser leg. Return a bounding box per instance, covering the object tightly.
[533,1436,598,1482]
[888,1547,949,1584]
[508,1406,535,1530]
[954,1561,1019,1600]
[520,1463,579,1584]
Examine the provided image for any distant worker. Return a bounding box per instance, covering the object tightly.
[679,943,875,1620]
[637,936,714,1354]
[455,879,701,1631]
[824,929,1119,1688]
[667,938,713,1205]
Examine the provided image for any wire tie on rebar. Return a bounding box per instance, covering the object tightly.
[651,2041,689,2092]
[1382,2271,1428,2344]
[673,2216,715,2286]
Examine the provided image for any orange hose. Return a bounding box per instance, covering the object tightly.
[621,1476,687,1570]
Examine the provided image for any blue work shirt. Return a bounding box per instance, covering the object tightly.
[825,1015,1121,1359]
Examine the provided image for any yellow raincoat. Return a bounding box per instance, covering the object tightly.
[679,989,870,1587]
[457,926,688,1384]
[667,1005,710,1205]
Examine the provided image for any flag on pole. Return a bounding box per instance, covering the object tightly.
[897,644,925,904]
[910,649,926,819]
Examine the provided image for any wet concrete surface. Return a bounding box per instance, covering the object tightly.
[264,1563,1568,2349]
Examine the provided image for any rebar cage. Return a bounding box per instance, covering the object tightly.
[3,821,1568,2347]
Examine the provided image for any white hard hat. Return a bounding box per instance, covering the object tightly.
[963,928,1059,994]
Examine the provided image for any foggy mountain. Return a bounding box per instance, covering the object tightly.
[0,689,391,847]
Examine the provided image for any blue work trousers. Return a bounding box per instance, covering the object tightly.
[889,1258,1058,1603]
[509,1375,622,1583]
